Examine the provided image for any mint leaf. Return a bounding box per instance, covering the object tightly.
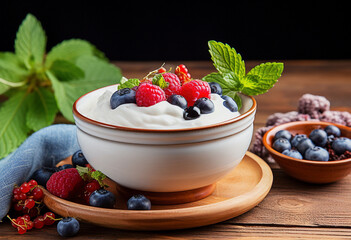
[0,52,28,75]
[26,87,58,131]
[14,14,46,68]
[241,62,284,95]
[0,68,26,94]
[50,60,85,81]
[48,55,122,121]
[208,40,245,77]
[118,78,140,90]
[152,74,169,89]
[0,90,29,158]
[91,170,107,187]
[203,72,242,93]
[45,39,106,67]
[76,166,108,187]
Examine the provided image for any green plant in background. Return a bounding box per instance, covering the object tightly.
[0,14,122,159]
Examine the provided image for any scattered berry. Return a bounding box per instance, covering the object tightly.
[135,83,166,107]
[127,194,151,210]
[33,216,45,229]
[57,217,80,237]
[72,150,88,167]
[43,212,56,225]
[309,129,327,147]
[273,138,291,153]
[46,168,84,199]
[89,189,116,208]
[162,72,181,99]
[194,97,214,114]
[110,88,136,109]
[305,146,329,161]
[181,79,211,106]
[208,82,222,95]
[221,95,238,112]
[183,106,201,120]
[167,94,188,109]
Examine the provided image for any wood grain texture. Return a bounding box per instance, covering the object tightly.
[1,60,351,238]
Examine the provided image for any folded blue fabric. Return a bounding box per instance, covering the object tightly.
[0,124,80,221]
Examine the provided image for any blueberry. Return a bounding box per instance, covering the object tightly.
[127,194,151,210]
[282,149,303,159]
[183,106,201,120]
[56,164,74,172]
[31,167,55,186]
[89,189,116,208]
[194,97,214,114]
[221,95,238,112]
[305,146,329,161]
[72,150,88,167]
[309,129,327,147]
[167,94,188,109]
[272,138,291,153]
[274,130,292,141]
[332,137,351,155]
[208,82,222,95]
[110,88,136,109]
[57,217,80,237]
[291,134,308,148]
[324,125,341,137]
[296,138,315,155]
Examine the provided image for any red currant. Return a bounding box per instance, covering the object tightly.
[158,67,166,73]
[27,207,39,218]
[28,179,38,187]
[27,220,34,230]
[13,187,21,195]
[43,212,56,225]
[24,199,35,209]
[17,226,27,234]
[85,180,100,193]
[33,216,45,229]
[32,187,44,201]
[20,183,31,193]
[18,193,27,200]
[22,214,31,222]
[14,203,24,212]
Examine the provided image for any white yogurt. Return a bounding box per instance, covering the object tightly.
[77,85,240,129]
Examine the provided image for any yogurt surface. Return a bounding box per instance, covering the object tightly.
[77,85,240,130]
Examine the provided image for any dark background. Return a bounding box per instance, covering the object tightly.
[0,1,350,61]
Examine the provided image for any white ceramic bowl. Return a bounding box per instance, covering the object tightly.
[73,85,256,192]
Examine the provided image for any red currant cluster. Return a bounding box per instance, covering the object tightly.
[175,64,191,85]
[8,179,61,234]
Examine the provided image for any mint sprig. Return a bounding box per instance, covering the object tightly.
[203,40,284,110]
[0,14,122,159]
[76,166,108,188]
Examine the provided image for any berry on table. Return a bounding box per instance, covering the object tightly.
[110,88,136,109]
[167,94,188,109]
[272,138,291,153]
[72,150,88,167]
[43,212,56,225]
[89,189,116,208]
[194,97,214,114]
[127,194,151,210]
[305,146,329,161]
[57,217,80,237]
[181,79,211,106]
[33,216,45,229]
[135,83,166,107]
[31,167,56,186]
[221,95,238,112]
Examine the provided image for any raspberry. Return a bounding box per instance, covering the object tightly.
[180,79,211,106]
[46,168,84,199]
[162,72,181,99]
[135,83,166,107]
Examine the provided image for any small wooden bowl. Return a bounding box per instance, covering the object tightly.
[263,121,351,184]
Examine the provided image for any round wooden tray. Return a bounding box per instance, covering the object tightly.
[43,151,273,231]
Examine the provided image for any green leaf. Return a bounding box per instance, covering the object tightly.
[47,56,122,121]
[225,91,242,110]
[0,52,28,75]
[203,72,242,92]
[26,87,58,131]
[118,78,140,90]
[50,60,85,81]
[208,40,245,77]
[14,13,46,68]
[76,166,108,188]
[45,39,106,67]
[0,90,30,159]
[0,68,27,94]
[152,74,169,89]
[241,62,284,95]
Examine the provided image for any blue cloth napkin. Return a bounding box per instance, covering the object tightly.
[0,124,80,221]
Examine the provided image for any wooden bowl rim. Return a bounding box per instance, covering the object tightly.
[263,121,351,165]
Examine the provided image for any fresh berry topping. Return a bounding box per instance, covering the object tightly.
[221,95,238,112]
[309,129,328,147]
[57,217,80,237]
[274,130,292,141]
[110,88,136,109]
[162,72,181,99]
[208,82,223,95]
[175,64,191,85]
[282,149,303,159]
[332,137,351,155]
[31,167,55,186]
[135,83,166,107]
[181,79,211,106]
[167,94,188,109]
[127,194,151,210]
[272,138,291,153]
[194,97,214,114]
[72,150,88,167]
[183,106,201,120]
[324,125,341,137]
[46,168,84,199]
[89,189,116,208]
[305,146,329,161]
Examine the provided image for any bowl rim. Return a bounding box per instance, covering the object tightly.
[72,84,257,133]
[263,121,351,165]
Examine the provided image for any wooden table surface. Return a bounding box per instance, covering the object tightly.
[1,60,351,239]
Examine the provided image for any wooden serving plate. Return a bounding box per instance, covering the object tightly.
[43,152,273,231]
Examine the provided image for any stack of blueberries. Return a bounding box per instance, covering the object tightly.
[272,125,351,161]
